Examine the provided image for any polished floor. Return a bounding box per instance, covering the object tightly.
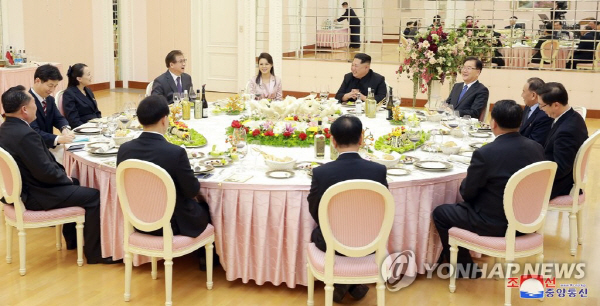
[0,89,599,305]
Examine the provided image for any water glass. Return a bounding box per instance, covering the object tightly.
[173,92,181,104]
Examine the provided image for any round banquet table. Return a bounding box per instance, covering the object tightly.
[63,106,482,288]
[498,45,573,69]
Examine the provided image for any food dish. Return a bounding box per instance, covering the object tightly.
[294,161,324,171]
[469,142,487,149]
[87,147,118,155]
[266,170,295,179]
[193,164,214,174]
[74,127,102,134]
[200,157,232,167]
[398,155,419,165]
[469,131,492,138]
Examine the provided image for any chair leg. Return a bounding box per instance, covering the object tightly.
[75,222,84,266]
[124,252,132,302]
[164,258,173,306]
[449,241,458,293]
[55,224,62,250]
[569,212,577,256]
[324,282,334,306]
[18,230,26,276]
[377,279,385,305]
[307,264,314,306]
[151,257,158,280]
[5,223,12,264]
[576,209,584,245]
[505,260,513,306]
[206,243,214,290]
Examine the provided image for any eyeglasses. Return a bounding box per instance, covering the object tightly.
[539,102,551,109]
[460,66,478,72]
[176,59,187,64]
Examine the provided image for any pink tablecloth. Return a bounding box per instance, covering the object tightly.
[63,150,465,288]
[0,63,66,113]
[316,28,349,49]
[499,46,572,68]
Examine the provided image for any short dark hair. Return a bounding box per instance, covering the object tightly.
[342,2,348,6]
[136,95,170,126]
[354,53,371,64]
[545,22,554,31]
[466,15,474,19]
[510,16,518,20]
[433,15,441,22]
[526,77,545,92]
[491,100,523,129]
[67,63,88,87]
[165,50,184,68]
[463,56,483,70]
[536,82,568,106]
[330,115,363,146]
[34,64,63,82]
[2,85,32,114]
[406,21,413,26]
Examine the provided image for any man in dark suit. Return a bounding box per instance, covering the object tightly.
[520,77,552,145]
[28,64,75,148]
[433,100,545,277]
[335,53,386,104]
[505,16,524,29]
[444,57,489,120]
[536,82,588,199]
[531,23,554,64]
[337,2,361,48]
[566,26,599,69]
[151,50,193,104]
[308,115,387,302]
[117,95,210,238]
[0,85,116,264]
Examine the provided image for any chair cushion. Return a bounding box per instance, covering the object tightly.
[129,224,214,251]
[307,243,379,277]
[3,204,85,223]
[549,193,585,207]
[449,227,543,252]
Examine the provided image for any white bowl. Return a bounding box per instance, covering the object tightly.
[113,136,133,146]
[372,155,400,168]
[265,158,297,170]
[441,146,460,155]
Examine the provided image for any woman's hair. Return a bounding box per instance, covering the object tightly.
[67,63,88,87]
[255,53,275,85]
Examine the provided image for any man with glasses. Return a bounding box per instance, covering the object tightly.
[151,50,194,104]
[444,57,489,120]
[335,53,386,104]
[535,82,588,199]
[519,77,552,145]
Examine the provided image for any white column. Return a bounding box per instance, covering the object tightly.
[191,0,202,87]
[1,0,24,54]
[238,0,256,91]
[91,0,115,87]
[120,0,133,88]
[269,0,283,77]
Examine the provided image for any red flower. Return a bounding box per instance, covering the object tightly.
[299,132,307,140]
[252,129,260,136]
[231,120,241,128]
[244,127,249,133]
[324,133,331,139]
[323,128,329,134]
[283,131,291,137]
[293,115,299,121]
[265,130,274,137]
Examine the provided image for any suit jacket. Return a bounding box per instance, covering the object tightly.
[504,24,524,29]
[335,70,386,103]
[151,70,193,104]
[62,86,101,128]
[337,8,360,25]
[573,32,598,62]
[307,152,388,226]
[0,117,77,208]
[519,105,553,145]
[459,132,545,235]
[247,75,283,100]
[543,108,588,199]
[116,132,209,237]
[28,89,70,148]
[444,81,489,119]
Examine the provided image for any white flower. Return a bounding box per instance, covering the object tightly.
[294,121,308,132]
[431,34,439,41]
[411,53,417,59]
[246,120,262,131]
[429,58,437,64]
[422,40,430,48]
[273,122,286,134]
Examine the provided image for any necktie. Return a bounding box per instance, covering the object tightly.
[176,77,182,94]
[458,85,468,102]
[41,100,47,115]
[522,106,530,125]
[527,107,534,119]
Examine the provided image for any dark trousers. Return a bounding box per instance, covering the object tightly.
[349,25,361,48]
[27,179,102,262]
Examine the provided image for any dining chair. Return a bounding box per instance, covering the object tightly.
[548,130,600,256]
[573,106,587,120]
[146,81,154,97]
[576,43,600,71]
[306,180,395,306]
[528,40,559,69]
[448,161,557,306]
[55,90,65,116]
[116,159,215,306]
[0,147,85,276]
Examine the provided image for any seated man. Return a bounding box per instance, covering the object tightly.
[433,100,545,276]
[566,26,599,69]
[117,95,211,239]
[0,85,115,264]
[536,82,588,199]
[307,115,388,302]
[29,64,75,148]
[505,16,524,29]
[519,77,552,145]
[335,53,386,104]
[531,23,553,64]
[444,57,489,119]
[151,50,193,104]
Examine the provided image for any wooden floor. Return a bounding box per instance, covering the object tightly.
[1,89,599,306]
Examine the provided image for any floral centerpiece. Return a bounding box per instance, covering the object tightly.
[374,127,430,154]
[458,21,498,65]
[226,117,331,148]
[390,105,405,126]
[212,95,246,115]
[247,96,341,120]
[398,26,468,107]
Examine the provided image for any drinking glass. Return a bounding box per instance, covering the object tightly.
[407,130,421,152]
[248,140,263,168]
[232,128,248,159]
[173,92,181,104]
[445,104,454,118]
[107,116,118,136]
[453,110,460,120]
[189,87,197,100]
[393,95,401,107]
[319,86,329,101]
[461,115,472,140]
[309,88,317,99]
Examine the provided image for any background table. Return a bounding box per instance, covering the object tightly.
[316,28,349,49]
[499,46,573,69]
[63,107,478,288]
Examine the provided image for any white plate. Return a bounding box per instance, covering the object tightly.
[469,131,492,138]
[266,170,295,179]
[87,147,118,155]
[398,155,419,165]
[458,151,473,158]
[193,164,214,173]
[469,142,486,149]
[346,109,364,114]
[200,157,232,167]
[75,127,102,134]
[294,161,324,171]
[387,168,411,176]
[414,160,453,171]
[87,142,111,149]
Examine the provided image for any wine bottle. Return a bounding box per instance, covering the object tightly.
[21,50,27,63]
[194,89,202,119]
[182,90,190,120]
[201,84,208,118]
[386,87,394,120]
[366,87,376,118]
[314,131,325,159]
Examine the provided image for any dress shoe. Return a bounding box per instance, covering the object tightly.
[87,257,123,265]
[66,242,77,250]
[349,284,369,300]
[333,284,350,303]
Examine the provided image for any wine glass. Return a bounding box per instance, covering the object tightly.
[189,87,197,100]
[461,115,472,140]
[445,104,454,119]
[173,92,181,104]
[232,128,248,159]
[248,140,263,168]
[408,130,421,152]
[319,86,329,101]
[435,99,446,115]
[107,116,118,136]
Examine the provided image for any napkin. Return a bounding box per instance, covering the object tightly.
[449,155,471,165]
[73,136,89,142]
[96,143,115,153]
